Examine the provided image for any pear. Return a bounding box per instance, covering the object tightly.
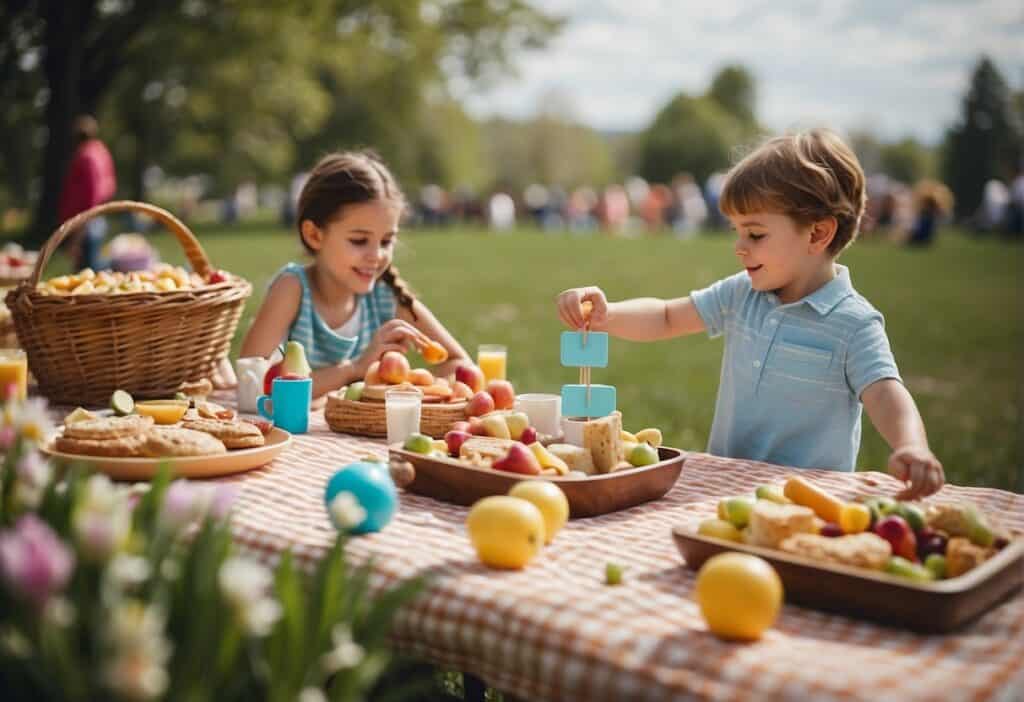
[281,340,312,378]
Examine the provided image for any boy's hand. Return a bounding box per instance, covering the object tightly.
[887,444,944,500]
[557,287,608,329]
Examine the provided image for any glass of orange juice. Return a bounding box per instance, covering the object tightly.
[0,349,28,401]
[477,344,507,383]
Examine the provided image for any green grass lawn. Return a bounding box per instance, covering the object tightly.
[139,222,1022,492]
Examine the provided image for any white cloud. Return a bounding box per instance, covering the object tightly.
[456,0,1024,143]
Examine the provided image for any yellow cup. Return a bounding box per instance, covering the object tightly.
[477,344,507,383]
[0,349,27,401]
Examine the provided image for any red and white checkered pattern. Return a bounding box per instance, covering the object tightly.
[217,406,1024,701]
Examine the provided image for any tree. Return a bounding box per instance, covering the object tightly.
[942,57,1023,219]
[2,1,562,242]
[879,138,936,184]
[708,64,757,127]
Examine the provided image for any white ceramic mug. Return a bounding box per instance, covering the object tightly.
[515,393,562,437]
[561,416,589,447]
[235,356,271,413]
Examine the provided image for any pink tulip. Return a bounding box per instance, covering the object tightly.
[0,425,16,450]
[0,515,74,606]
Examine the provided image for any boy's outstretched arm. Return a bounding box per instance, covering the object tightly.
[557,286,705,341]
[861,379,944,500]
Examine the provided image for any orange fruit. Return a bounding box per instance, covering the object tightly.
[135,400,189,425]
[422,341,448,364]
[695,552,783,640]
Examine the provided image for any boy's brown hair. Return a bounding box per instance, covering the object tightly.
[719,129,866,256]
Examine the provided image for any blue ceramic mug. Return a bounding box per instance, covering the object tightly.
[257,377,312,434]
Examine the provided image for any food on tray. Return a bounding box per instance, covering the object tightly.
[634,427,663,447]
[627,443,659,468]
[459,436,517,463]
[779,532,892,570]
[492,442,542,475]
[583,411,623,472]
[528,442,569,475]
[35,263,227,295]
[696,476,1015,583]
[547,444,595,474]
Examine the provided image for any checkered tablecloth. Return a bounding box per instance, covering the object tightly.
[218,408,1024,702]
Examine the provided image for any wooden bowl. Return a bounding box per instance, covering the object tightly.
[672,527,1024,633]
[389,445,686,517]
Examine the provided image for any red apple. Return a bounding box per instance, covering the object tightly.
[466,391,495,418]
[486,379,515,410]
[444,430,472,456]
[450,420,472,434]
[378,351,410,384]
[263,361,283,394]
[364,360,382,385]
[519,426,538,446]
[874,515,911,555]
[207,269,229,284]
[820,522,843,538]
[492,442,542,475]
[454,363,486,393]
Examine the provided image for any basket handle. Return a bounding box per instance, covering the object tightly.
[29,200,214,287]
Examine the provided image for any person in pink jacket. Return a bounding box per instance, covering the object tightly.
[58,115,117,270]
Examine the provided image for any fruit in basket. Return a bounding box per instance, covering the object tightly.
[754,484,791,504]
[466,496,545,569]
[884,556,934,582]
[135,400,190,425]
[634,428,663,447]
[452,381,474,400]
[627,443,659,467]
[508,480,569,544]
[110,389,135,416]
[784,476,843,523]
[697,518,743,543]
[378,351,409,384]
[492,442,542,475]
[282,341,311,378]
[409,368,434,386]
[486,380,515,410]
[718,497,755,529]
[924,553,947,579]
[504,411,529,440]
[364,360,382,385]
[466,391,495,418]
[444,430,472,456]
[455,363,486,393]
[838,502,872,534]
[344,382,365,401]
[480,414,511,440]
[325,462,398,534]
[206,269,229,284]
[695,553,783,641]
[402,433,433,455]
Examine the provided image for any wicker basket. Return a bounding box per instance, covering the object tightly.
[325,392,468,439]
[5,201,252,405]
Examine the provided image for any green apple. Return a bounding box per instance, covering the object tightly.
[894,503,926,532]
[754,484,791,504]
[697,518,743,543]
[627,443,659,467]
[884,556,935,582]
[402,433,433,455]
[344,381,365,401]
[719,497,755,529]
[924,553,947,580]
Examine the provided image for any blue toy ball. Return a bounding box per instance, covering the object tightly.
[324,461,398,534]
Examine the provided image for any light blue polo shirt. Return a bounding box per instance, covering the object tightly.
[690,265,900,471]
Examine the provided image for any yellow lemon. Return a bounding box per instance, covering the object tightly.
[696,518,743,543]
[135,400,189,425]
[466,496,545,569]
[508,480,569,544]
[839,502,872,534]
[695,552,783,641]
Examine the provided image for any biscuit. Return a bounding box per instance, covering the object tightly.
[63,415,154,441]
[779,532,892,570]
[180,418,264,449]
[55,432,149,458]
[178,378,213,400]
[143,426,227,457]
[195,400,236,421]
[748,501,817,548]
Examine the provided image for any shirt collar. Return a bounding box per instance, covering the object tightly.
[771,264,854,315]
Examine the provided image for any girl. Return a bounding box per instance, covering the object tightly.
[241,151,469,398]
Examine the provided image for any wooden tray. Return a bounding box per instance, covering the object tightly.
[42,427,292,480]
[390,445,686,517]
[672,527,1024,633]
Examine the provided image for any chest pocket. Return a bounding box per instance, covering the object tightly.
[760,341,837,405]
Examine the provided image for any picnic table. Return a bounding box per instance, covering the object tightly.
[216,409,1024,701]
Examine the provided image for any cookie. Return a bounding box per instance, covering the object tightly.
[143,426,227,457]
[55,432,149,458]
[178,378,213,400]
[63,415,154,441]
[180,418,264,449]
[195,400,236,421]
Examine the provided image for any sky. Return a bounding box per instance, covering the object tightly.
[455,0,1024,144]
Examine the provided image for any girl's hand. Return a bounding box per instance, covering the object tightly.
[354,319,432,376]
[887,444,944,500]
[557,286,608,329]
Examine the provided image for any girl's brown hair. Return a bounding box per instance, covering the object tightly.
[720,129,867,256]
[296,150,418,318]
